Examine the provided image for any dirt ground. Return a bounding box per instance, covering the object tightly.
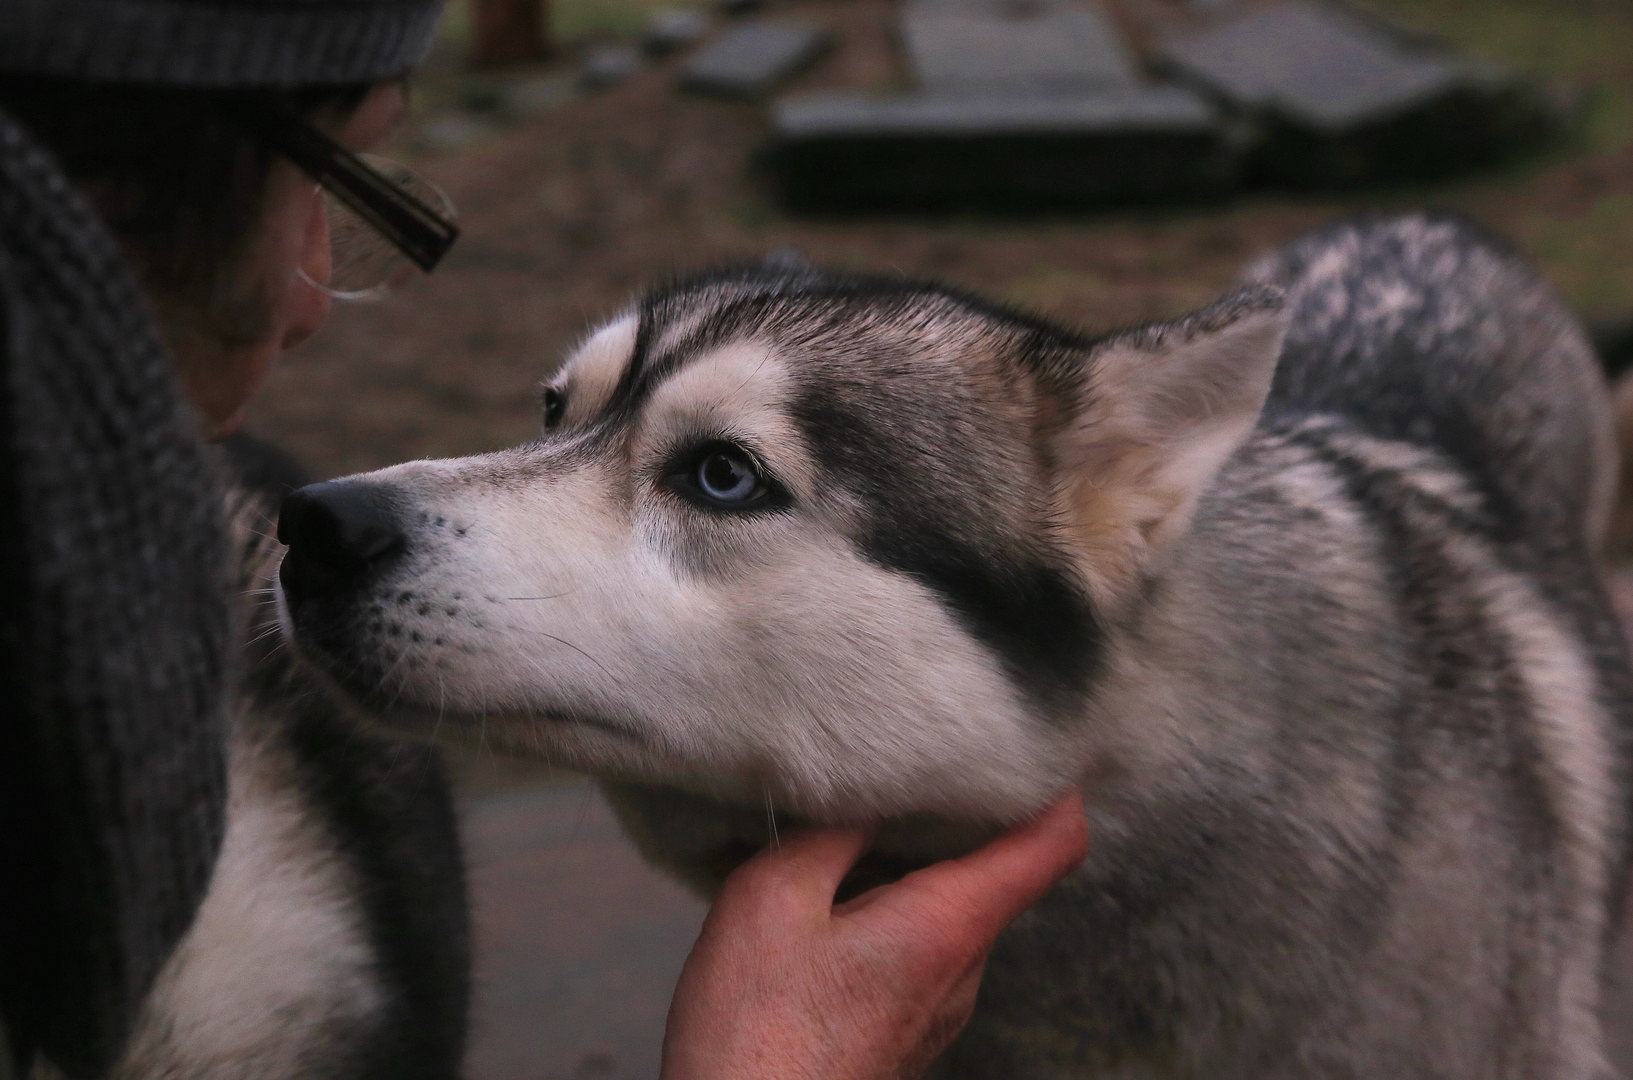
[244,0,1633,481]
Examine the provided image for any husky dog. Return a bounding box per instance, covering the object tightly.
[112,441,470,1080]
[277,213,1631,1078]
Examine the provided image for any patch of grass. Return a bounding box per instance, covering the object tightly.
[555,0,683,41]
[1517,191,1633,322]
[1367,0,1633,152]
[1001,267,1110,315]
[434,0,682,53]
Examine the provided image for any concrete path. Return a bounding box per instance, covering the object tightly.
[462,775,1633,1079]
[462,780,705,1080]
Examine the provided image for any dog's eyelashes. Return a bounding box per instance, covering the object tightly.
[542,386,566,430]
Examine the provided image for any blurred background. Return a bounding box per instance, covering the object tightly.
[240,1,1633,1075]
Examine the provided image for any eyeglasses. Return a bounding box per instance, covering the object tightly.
[224,94,460,301]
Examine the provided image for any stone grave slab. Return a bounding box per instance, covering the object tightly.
[679,19,832,99]
[580,45,641,90]
[1158,2,1464,132]
[1156,2,1558,185]
[902,2,1139,95]
[645,8,709,56]
[769,87,1236,210]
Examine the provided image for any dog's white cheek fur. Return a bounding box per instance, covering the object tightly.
[344,456,1075,822]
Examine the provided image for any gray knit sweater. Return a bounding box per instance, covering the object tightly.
[0,2,443,1073]
[0,107,230,1077]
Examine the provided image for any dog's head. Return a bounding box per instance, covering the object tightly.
[279,268,1284,823]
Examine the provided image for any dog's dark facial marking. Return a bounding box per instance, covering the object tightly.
[793,386,1099,720]
[893,542,1098,718]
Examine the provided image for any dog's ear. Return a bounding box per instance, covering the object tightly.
[1051,286,1287,607]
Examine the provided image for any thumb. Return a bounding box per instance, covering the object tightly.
[713,823,879,924]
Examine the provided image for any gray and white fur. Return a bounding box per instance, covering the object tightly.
[277,213,1633,1078]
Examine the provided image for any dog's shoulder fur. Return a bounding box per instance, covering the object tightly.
[946,213,1632,1078]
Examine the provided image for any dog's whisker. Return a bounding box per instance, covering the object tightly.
[420,681,447,797]
[243,616,286,644]
[245,623,285,649]
[763,785,781,853]
[532,632,615,681]
[461,676,496,766]
[729,350,776,401]
[379,648,415,715]
[567,777,593,851]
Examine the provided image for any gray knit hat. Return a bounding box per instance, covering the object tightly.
[0,0,446,87]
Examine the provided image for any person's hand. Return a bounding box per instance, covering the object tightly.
[659,791,1089,1080]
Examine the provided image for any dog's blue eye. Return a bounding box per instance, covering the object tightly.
[666,442,786,512]
[696,450,761,503]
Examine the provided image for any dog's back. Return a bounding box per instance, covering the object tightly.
[1250,213,1617,556]
[1254,215,1631,918]
[941,215,1633,1079]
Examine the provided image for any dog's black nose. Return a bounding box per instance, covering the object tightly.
[278,481,405,600]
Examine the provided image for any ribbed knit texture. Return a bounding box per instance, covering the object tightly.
[0,0,443,87]
[0,110,230,1077]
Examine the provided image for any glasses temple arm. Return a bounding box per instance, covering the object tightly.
[223,94,459,274]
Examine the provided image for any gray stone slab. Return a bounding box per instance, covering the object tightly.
[1157,2,1466,132]
[769,87,1237,210]
[679,19,831,99]
[580,45,641,90]
[776,86,1216,137]
[903,4,1139,95]
[500,73,577,117]
[644,7,709,56]
[419,113,500,153]
[1155,1,1561,187]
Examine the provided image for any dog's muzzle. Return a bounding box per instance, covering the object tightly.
[277,481,406,603]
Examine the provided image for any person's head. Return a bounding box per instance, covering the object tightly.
[0,5,451,1074]
[0,0,445,438]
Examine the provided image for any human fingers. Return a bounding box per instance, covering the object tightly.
[712,823,878,923]
[866,790,1088,943]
